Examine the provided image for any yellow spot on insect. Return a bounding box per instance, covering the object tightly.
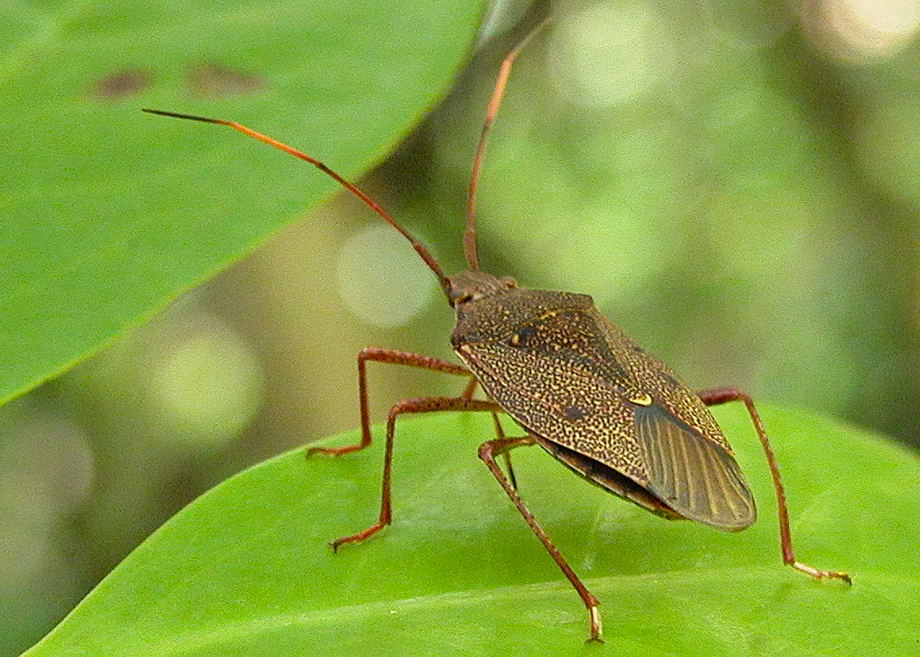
[511,334,521,346]
[629,393,653,406]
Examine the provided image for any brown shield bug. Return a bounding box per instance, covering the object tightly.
[144,21,850,644]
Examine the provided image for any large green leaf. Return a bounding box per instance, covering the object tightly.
[0,0,482,404]
[23,406,919,655]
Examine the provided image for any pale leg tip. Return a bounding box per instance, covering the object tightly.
[585,605,604,644]
[791,561,852,585]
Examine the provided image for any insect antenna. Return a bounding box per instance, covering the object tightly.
[141,108,451,293]
[464,18,550,271]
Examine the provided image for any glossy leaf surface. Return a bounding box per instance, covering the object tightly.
[24,406,919,656]
[0,0,482,403]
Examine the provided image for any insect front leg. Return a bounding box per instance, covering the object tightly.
[696,387,851,584]
[330,396,501,551]
[478,436,603,643]
[307,347,472,456]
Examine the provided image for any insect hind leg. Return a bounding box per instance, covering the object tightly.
[478,436,603,643]
[696,387,851,584]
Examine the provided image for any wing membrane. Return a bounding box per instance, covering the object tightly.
[635,404,755,530]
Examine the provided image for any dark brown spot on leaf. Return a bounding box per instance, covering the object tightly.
[187,63,266,98]
[92,69,154,102]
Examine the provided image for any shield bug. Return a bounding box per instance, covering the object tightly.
[144,21,850,644]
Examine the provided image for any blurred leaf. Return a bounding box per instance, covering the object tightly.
[23,406,919,656]
[0,0,483,404]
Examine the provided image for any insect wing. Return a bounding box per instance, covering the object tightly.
[634,402,755,530]
[454,293,755,530]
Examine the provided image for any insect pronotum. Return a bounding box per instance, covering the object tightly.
[144,21,850,643]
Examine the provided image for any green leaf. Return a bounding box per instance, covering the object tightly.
[23,406,919,656]
[0,0,483,404]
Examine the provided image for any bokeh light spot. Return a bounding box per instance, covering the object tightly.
[336,224,436,328]
[548,0,674,107]
[0,408,94,585]
[808,0,920,60]
[0,411,95,526]
[150,327,265,445]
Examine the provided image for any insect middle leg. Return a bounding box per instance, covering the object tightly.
[478,436,603,643]
[696,387,851,584]
[461,380,518,487]
[307,347,472,456]
[488,412,519,490]
[330,396,502,551]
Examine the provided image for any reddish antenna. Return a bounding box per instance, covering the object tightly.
[141,109,451,293]
[463,19,550,271]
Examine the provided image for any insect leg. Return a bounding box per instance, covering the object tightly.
[460,377,479,400]
[696,387,851,584]
[331,396,501,551]
[308,348,472,456]
[489,413,518,490]
[478,436,603,643]
[459,383,516,489]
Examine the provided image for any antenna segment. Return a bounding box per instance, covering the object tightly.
[141,109,450,292]
[463,18,550,271]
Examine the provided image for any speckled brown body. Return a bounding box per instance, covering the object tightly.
[147,31,851,643]
[449,271,756,531]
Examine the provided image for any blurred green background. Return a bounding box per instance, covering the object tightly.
[2,0,918,654]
